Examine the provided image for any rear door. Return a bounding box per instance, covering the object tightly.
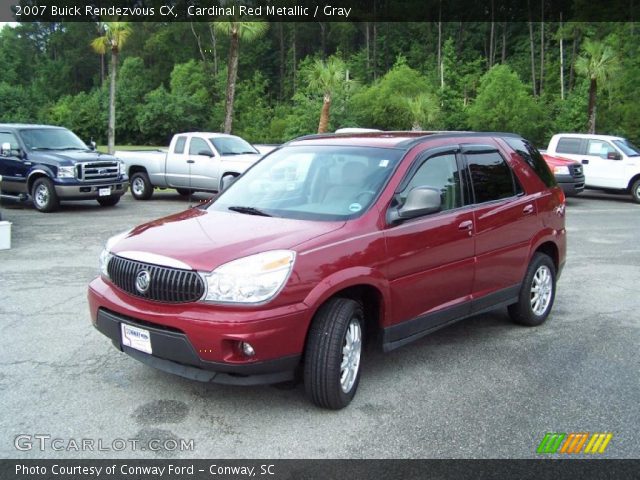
[0,131,28,194]
[164,135,189,187]
[463,145,539,310]
[384,148,475,338]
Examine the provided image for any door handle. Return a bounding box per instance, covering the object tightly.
[523,204,535,215]
[581,159,589,164]
[458,220,473,236]
[187,160,195,164]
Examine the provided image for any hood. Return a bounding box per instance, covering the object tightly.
[28,150,119,166]
[543,153,579,167]
[111,207,345,272]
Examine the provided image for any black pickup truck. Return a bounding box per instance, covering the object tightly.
[0,124,128,212]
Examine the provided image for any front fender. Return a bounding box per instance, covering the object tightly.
[301,266,392,326]
[26,165,56,189]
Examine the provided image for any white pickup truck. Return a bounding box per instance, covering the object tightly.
[116,132,263,200]
[547,133,640,203]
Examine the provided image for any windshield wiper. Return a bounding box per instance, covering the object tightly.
[228,206,272,217]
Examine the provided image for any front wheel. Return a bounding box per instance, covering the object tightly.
[97,195,121,207]
[31,177,59,212]
[304,298,364,409]
[130,172,153,200]
[508,253,556,326]
[631,178,640,204]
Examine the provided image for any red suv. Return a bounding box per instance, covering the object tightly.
[88,132,566,409]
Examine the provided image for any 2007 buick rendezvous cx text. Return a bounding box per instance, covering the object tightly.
[88,131,566,409]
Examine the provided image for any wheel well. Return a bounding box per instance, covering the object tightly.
[27,173,50,194]
[128,165,147,177]
[317,285,384,349]
[535,241,559,271]
[627,174,640,191]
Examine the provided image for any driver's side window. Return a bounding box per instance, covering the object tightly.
[189,137,213,156]
[399,154,462,211]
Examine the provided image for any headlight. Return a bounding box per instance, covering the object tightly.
[118,161,126,175]
[98,229,131,280]
[57,166,75,178]
[553,166,570,175]
[203,250,295,304]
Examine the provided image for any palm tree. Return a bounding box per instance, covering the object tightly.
[407,93,440,131]
[575,39,618,133]
[91,22,132,154]
[307,57,346,133]
[214,21,268,133]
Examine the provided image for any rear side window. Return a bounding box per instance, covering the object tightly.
[504,137,555,188]
[467,152,516,203]
[174,136,187,154]
[556,137,582,154]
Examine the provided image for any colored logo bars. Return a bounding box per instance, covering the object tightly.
[537,433,613,454]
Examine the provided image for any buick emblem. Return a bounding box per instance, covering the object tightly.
[135,270,151,294]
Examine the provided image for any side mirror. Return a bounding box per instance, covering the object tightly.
[198,150,214,157]
[1,142,11,156]
[387,187,442,225]
[89,141,97,151]
[607,151,622,160]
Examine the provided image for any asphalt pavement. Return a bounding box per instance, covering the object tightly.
[0,189,638,459]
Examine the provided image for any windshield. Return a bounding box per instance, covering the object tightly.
[210,136,258,156]
[209,145,404,221]
[613,139,640,157]
[20,128,88,151]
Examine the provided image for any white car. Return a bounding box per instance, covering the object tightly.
[547,133,640,203]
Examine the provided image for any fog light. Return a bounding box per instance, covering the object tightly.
[241,342,255,357]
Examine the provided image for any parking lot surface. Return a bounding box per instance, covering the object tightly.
[1,190,638,458]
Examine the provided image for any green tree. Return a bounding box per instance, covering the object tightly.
[468,64,544,142]
[306,56,347,133]
[90,22,132,153]
[214,21,269,133]
[575,38,618,133]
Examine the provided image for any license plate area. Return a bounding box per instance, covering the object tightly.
[121,323,152,354]
[98,187,111,196]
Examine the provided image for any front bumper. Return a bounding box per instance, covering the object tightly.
[54,180,128,200]
[88,278,309,385]
[555,173,585,196]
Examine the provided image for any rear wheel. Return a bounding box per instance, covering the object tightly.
[631,178,640,204]
[97,195,121,207]
[508,253,556,326]
[31,177,59,212]
[130,172,153,200]
[304,298,364,409]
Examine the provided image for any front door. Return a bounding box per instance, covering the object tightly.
[581,138,626,189]
[384,151,475,337]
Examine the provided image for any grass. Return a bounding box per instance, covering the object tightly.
[97,145,163,153]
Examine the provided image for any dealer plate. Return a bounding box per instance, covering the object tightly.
[98,187,111,197]
[121,323,152,354]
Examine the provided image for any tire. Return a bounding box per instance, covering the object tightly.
[31,177,59,212]
[130,172,153,200]
[631,178,640,204]
[176,188,192,197]
[97,195,121,207]
[508,253,556,327]
[304,298,364,409]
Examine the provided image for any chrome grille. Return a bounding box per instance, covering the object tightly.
[107,255,205,303]
[79,161,119,182]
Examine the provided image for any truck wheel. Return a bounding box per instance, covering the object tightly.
[508,253,556,327]
[31,177,60,212]
[97,195,121,207]
[304,298,364,409]
[130,172,153,200]
[631,178,640,204]
[176,188,192,197]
